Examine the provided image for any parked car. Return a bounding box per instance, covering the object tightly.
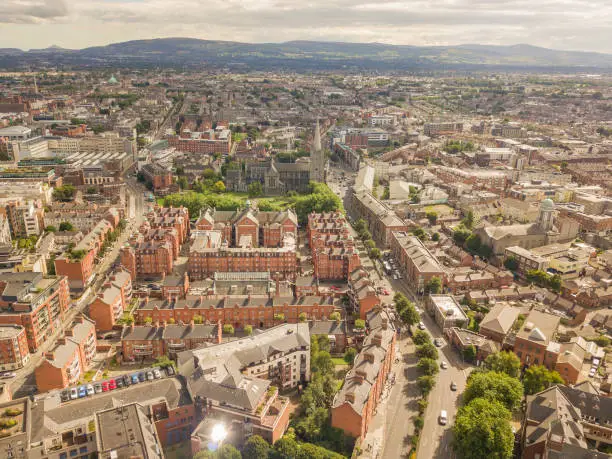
[589,367,597,378]
[101,382,109,392]
[0,372,16,379]
[439,410,448,425]
[70,387,78,399]
[131,374,140,384]
[60,390,70,402]
[138,372,146,382]
[116,378,124,388]
[108,379,117,390]
[440,361,448,370]
[434,338,443,347]
[165,366,175,376]
[153,368,162,379]
[450,382,457,391]
[123,375,131,387]
[94,383,102,394]
[86,385,95,396]
[146,371,154,381]
[418,322,426,330]
[78,386,87,398]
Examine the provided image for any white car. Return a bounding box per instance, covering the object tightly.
[86,385,95,396]
[70,387,78,400]
[418,322,426,330]
[439,410,448,425]
[153,368,162,379]
[589,367,597,378]
[0,372,16,379]
[440,361,448,370]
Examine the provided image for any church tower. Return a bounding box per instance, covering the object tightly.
[537,198,555,232]
[310,119,325,183]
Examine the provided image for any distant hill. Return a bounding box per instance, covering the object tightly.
[1,38,612,71]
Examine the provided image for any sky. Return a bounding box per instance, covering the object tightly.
[1,0,611,53]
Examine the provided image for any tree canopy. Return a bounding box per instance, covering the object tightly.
[483,352,521,378]
[453,398,514,459]
[523,365,564,395]
[464,371,524,412]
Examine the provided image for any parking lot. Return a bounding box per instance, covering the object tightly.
[56,365,176,403]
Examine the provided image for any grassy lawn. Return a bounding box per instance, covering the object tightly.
[424,204,455,216]
[331,357,347,366]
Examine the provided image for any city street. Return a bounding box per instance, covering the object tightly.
[10,175,147,398]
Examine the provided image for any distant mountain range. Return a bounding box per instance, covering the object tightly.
[1,38,612,71]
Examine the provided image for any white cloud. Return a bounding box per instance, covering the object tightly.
[0,0,610,53]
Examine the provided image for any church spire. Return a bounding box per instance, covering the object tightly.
[310,118,325,183]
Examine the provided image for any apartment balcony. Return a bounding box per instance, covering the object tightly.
[166,342,185,350]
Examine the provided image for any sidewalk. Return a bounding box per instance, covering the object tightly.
[360,336,417,459]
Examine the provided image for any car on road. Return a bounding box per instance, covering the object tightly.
[439,410,448,425]
[0,372,16,379]
[108,379,117,390]
[153,368,162,379]
[589,367,597,378]
[418,322,426,330]
[94,383,102,394]
[101,381,109,392]
[440,361,448,369]
[123,375,131,387]
[70,387,78,399]
[165,366,175,376]
[86,385,95,396]
[146,371,154,381]
[60,390,70,402]
[450,382,457,391]
[138,372,146,382]
[434,338,443,347]
[131,374,139,384]
[116,378,124,388]
[78,386,87,398]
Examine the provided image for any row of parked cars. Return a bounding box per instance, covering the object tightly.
[60,366,175,402]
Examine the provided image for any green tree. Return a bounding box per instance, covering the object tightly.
[152,355,176,369]
[312,351,334,376]
[344,347,357,365]
[144,317,153,325]
[425,276,442,294]
[329,311,341,322]
[462,210,475,229]
[426,211,438,225]
[416,342,438,360]
[52,185,76,202]
[45,225,57,233]
[503,256,519,271]
[354,319,365,330]
[431,232,440,242]
[242,435,270,459]
[484,352,521,378]
[369,248,381,259]
[412,330,431,346]
[452,398,513,459]
[244,324,253,335]
[549,274,562,293]
[217,445,241,459]
[417,358,439,376]
[298,312,307,322]
[353,219,366,233]
[193,315,203,324]
[222,324,235,335]
[213,181,226,193]
[453,226,472,245]
[463,344,477,363]
[59,221,75,232]
[399,302,420,328]
[523,365,564,395]
[248,182,263,197]
[464,371,524,412]
[274,436,299,458]
[466,234,482,252]
[417,375,436,394]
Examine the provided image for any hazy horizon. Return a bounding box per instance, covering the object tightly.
[2,0,611,54]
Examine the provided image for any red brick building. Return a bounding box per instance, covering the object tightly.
[134,295,338,329]
[34,315,97,392]
[0,273,70,352]
[55,218,114,290]
[331,309,396,439]
[308,212,361,281]
[167,134,231,155]
[87,269,132,331]
[141,163,173,192]
[120,322,222,361]
[348,268,382,319]
[0,324,30,371]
